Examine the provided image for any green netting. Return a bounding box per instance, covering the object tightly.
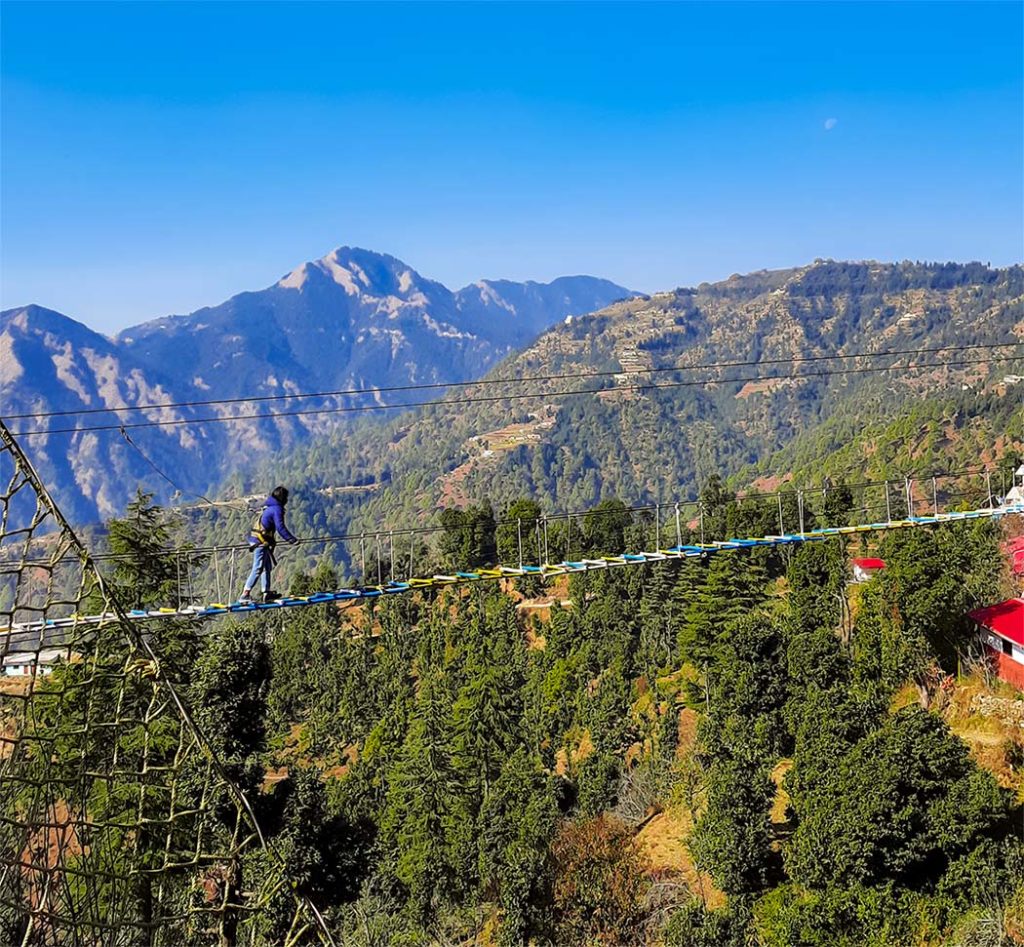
[0,420,330,946]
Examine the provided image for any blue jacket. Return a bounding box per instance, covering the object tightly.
[249,495,298,548]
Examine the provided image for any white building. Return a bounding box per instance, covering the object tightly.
[2,648,66,677]
[1002,464,1024,507]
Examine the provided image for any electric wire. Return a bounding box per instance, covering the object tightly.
[6,341,1015,421]
[11,353,1021,437]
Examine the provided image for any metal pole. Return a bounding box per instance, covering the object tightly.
[517,519,523,568]
[360,534,366,582]
[214,550,223,603]
[798,490,805,536]
[535,518,542,563]
[409,528,415,581]
[376,533,383,585]
[932,476,938,516]
[567,515,572,561]
[905,477,913,518]
[699,502,705,544]
[543,516,549,564]
[777,492,784,535]
[885,482,892,523]
[986,470,993,508]
[389,530,395,583]
[654,503,660,549]
[674,502,682,548]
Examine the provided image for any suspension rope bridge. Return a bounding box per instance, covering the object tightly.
[10,498,1023,642]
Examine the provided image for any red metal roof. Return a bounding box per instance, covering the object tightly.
[852,557,886,569]
[970,598,1024,647]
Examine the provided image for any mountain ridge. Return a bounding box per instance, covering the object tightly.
[2,247,636,521]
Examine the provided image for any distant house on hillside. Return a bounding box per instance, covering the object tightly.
[969,598,1024,690]
[1001,464,1024,507]
[2,648,64,678]
[851,557,885,583]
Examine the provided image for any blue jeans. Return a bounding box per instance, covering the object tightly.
[244,545,272,593]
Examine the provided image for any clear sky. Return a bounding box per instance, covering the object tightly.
[2,1,1021,335]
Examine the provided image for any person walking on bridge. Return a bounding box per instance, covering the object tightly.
[239,486,298,603]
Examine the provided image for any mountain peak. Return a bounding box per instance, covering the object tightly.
[8,251,635,521]
[277,245,433,299]
[2,303,115,346]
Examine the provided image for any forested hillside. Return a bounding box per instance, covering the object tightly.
[20,482,1022,945]
[7,259,1023,945]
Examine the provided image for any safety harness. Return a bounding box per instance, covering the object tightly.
[250,508,279,567]
[251,509,276,548]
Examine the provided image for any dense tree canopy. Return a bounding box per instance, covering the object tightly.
[19,482,1020,946]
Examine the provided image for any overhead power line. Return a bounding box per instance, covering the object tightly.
[10,352,1021,437]
[5,341,1018,421]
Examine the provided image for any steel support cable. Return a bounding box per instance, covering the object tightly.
[10,497,1021,637]
[7,464,1009,568]
[118,426,217,507]
[7,341,1018,422]
[10,354,1022,437]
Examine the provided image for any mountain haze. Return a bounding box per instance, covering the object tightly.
[1,247,635,521]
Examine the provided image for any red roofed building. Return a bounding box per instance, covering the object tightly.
[969,598,1024,690]
[851,557,886,583]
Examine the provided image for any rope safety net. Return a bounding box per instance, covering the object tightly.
[0,420,328,946]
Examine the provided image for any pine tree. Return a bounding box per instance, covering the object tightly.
[637,562,679,681]
[478,749,559,947]
[439,504,497,569]
[700,614,789,761]
[787,538,847,636]
[680,551,766,666]
[451,645,521,800]
[697,475,733,542]
[379,671,470,915]
[102,489,192,609]
[689,751,776,895]
[787,706,1017,892]
[583,498,632,554]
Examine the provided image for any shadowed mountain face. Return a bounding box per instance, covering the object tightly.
[1,247,635,521]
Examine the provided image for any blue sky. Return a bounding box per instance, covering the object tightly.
[2,1,1021,334]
